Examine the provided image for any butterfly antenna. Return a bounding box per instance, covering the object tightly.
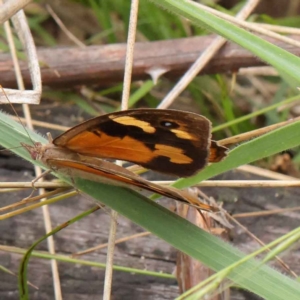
[0,85,35,146]
[0,145,24,152]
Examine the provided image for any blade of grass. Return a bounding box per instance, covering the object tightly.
[212,94,300,132]
[3,245,175,278]
[179,225,300,299]
[117,80,155,109]
[18,206,100,299]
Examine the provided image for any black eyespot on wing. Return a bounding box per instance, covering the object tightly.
[160,120,179,129]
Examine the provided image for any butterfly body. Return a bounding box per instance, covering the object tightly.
[22,109,228,212]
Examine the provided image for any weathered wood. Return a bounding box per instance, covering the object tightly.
[1,34,300,89]
[1,163,299,299]
[0,169,178,300]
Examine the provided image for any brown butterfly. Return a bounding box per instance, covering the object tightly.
[22,109,227,212]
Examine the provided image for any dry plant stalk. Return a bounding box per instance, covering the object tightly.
[176,202,230,299]
[0,8,41,104]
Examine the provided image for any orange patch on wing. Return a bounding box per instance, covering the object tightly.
[110,115,156,133]
[209,141,228,162]
[64,131,156,163]
[63,131,194,166]
[170,129,195,140]
[154,144,192,164]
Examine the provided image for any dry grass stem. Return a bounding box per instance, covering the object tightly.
[238,66,279,76]
[0,188,70,213]
[0,190,77,220]
[0,0,32,24]
[120,0,139,110]
[46,4,86,48]
[10,115,69,131]
[233,206,300,219]
[73,231,151,257]
[0,9,41,104]
[219,116,300,147]
[103,1,139,299]
[238,165,299,180]
[257,23,300,35]
[0,182,70,189]
[153,180,300,187]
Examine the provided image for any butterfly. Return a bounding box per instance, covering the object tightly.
[22,109,228,212]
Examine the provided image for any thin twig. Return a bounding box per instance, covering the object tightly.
[2,179,300,189]
[0,191,77,220]
[103,210,118,300]
[10,115,69,131]
[238,66,279,76]
[237,165,299,180]
[256,23,300,35]
[120,0,139,110]
[0,182,70,188]
[46,4,86,48]
[73,231,151,257]
[233,206,300,219]
[154,180,300,187]
[0,188,70,213]
[218,116,300,147]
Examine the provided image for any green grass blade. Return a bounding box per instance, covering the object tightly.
[6,246,175,279]
[117,80,155,110]
[212,95,300,132]
[18,206,99,299]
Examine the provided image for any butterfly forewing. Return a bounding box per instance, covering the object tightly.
[53,109,213,177]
